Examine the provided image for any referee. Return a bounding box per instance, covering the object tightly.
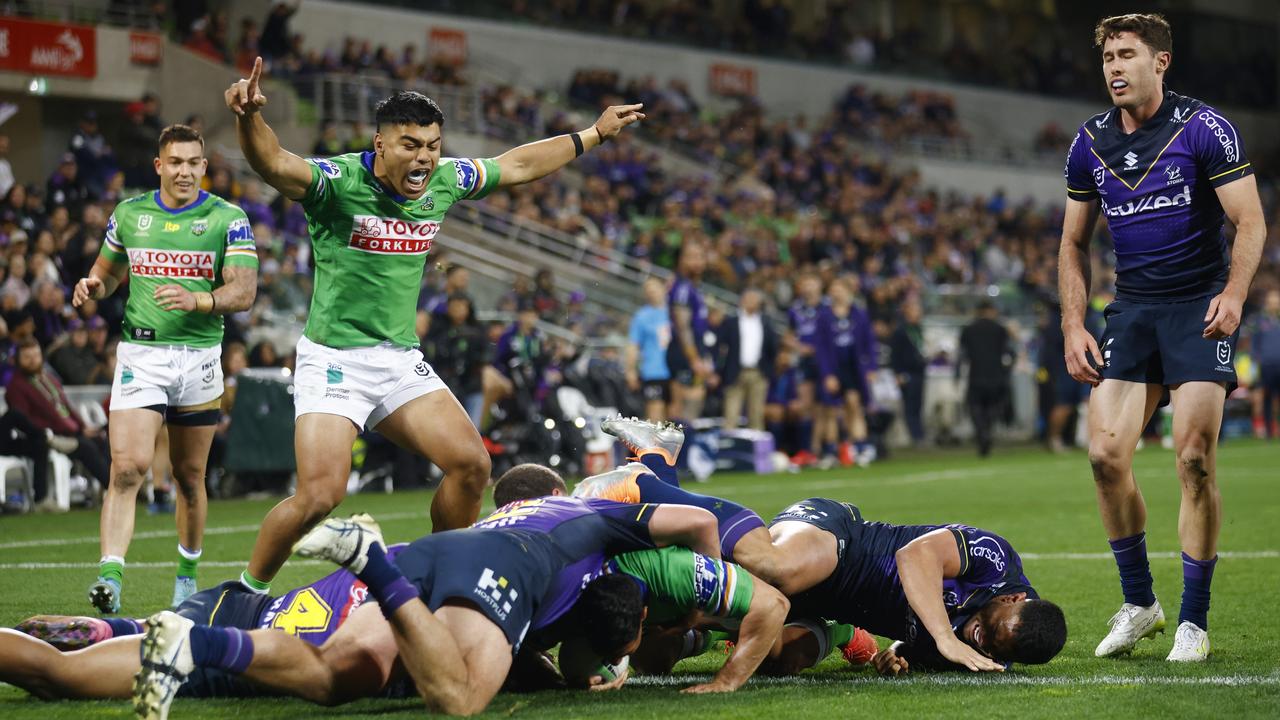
[1058,14,1266,662]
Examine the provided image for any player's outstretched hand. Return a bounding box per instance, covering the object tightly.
[72,276,104,307]
[226,56,268,117]
[871,648,910,677]
[682,679,737,694]
[155,284,198,312]
[586,666,629,692]
[1203,290,1244,339]
[593,103,645,141]
[937,637,1005,673]
[1063,324,1103,386]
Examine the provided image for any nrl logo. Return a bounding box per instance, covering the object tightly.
[1093,166,1105,186]
[191,219,208,236]
[137,214,153,231]
[1216,340,1232,366]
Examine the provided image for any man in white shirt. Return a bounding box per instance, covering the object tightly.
[720,289,776,430]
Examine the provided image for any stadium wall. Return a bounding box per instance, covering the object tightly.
[230,0,1280,161]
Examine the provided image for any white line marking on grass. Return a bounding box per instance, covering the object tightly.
[629,673,1280,688]
[1022,550,1279,560]
[0,510,430,550]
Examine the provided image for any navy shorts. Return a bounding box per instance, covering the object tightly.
[641,379,670,403]
[820,361,867,406]
[394,529,556,652]
[1100,295,1239,387]
[666,345,695,386]
[1055,369,1090,406]
[176,582,275,698]
[798,355,821,384]
[770,497,863,539]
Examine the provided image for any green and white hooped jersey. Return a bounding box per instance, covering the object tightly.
[610,546,755,627]
[101,191,258,348]
[301,152,501,348]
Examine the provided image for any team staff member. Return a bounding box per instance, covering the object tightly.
[627,277,672,422]
[1059,14,1266,661]
[72,124,258,614]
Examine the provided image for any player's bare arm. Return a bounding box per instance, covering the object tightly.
[894,530,1004,672]
[72,255,127,307]
[226,57,312,200]
[683,578,788,694]
[493,104,644,187]
[1204,175,1267,339]
[646,505,722,560]
[1058,196,1104,384]
[155,265,258,314]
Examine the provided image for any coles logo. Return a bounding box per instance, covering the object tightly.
[348,215,439,255]
[126,248,216,279]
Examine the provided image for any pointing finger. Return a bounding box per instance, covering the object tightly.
[249,56,263,89]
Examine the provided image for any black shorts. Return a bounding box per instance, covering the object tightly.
[394,529,556,652]
[641,379,670,403]
[1100,295,1239,387]
[666,345,695,386]
[176,582,275,698]
[798,355,821,384]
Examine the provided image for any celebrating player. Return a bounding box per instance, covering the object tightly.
[1059,14,1266,661]
[223,57,645,597]
[72,124,258,614]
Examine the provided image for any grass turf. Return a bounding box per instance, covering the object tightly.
[1,440,1277,718]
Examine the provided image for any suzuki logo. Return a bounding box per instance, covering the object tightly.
[1123,151,1139,169]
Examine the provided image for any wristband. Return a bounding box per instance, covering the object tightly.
[571,132,584,158]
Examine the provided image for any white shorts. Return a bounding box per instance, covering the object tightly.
[110,342,224,411]
[293,335,449,429]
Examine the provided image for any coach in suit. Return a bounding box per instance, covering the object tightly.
[718,288,779,430]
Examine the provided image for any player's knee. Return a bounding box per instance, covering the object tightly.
[1176,444,1213,495]
[1087,443,1128,485]
[447,449,491,494]
[108,460,149,490]
[172,463,207,495]
[296,488,343,526]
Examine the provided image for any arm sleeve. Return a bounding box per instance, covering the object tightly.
[100,211,126,263]
[613,547,755,620]
[1064,128,1099,200]
[444,157,502,201]
[1189,106,1253,187]
[223,208,259,269]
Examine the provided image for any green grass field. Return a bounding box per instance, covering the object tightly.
[1,440,1278,718]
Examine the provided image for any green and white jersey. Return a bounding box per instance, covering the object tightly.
[301,152,501,348]
[101,190,258,348]
[610,546,755,627]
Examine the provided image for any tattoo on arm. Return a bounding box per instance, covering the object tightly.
[212,265,258,314]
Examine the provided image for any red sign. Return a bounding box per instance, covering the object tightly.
[709,62,756,97]
[0,17,97,78]
[427,27,467,66]
[129,31,163,66]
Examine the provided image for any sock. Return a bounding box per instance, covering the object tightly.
[189,626,255,674]
[356,543,418,618]
[796,420,813,454]
[827,622,856,649]
[99,556,124,585]
[822,442,836,457]
[177,545,201,580]
[1108,532,1156,607]
[104,617,144,637]
[638,451,680,487]
[239,571,271,595]
[766,421,786,453]
[1179,553,1217,631]
[707,630,732,644]
[679,628,711,659]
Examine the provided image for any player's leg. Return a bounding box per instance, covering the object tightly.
[1166,381,1226,660]
[373,388,491,532]
[1088,379,1166,657]
[243,413,359,590]
[165,401,220,607]
[758,620,876,675]
[401,602,513,715]
[766,520,839,596]
[793,379,816,463]
[94,406,164,612]
[15,614,142,649]
[0,628,141,699]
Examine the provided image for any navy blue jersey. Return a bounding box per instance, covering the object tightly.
[1064,90,1252,302]
[816,305,876,378]
[669,276,708,356]
[788,300,823,348]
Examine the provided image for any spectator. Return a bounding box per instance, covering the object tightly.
[47,154,90,217]
[718,287,777,431]
[0,407,58,511]
[1249,289,1280,438]
[0,134,13,199]
[956,300,1014,457]
[119,103,157,189]
[889,297,927,445]
[626,277,672,422]
[532,267,561,319]
[422,294,488,427]
[417,264,469,337]
[4,337,110,486]
[311,121,344,157]
[28,279,68,348]
[815,277,876,466]
[183,16,226,63]
[69,111,115,197]
[248,340,281,367]
[260,1,299,61]
[48,317,105,385]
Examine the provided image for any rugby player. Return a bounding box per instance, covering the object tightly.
[1058,14,1266,661]
[787,273,826,465]
[133,496,719,717]
[223,57,644,596]
[72,124,258,613]
[815,277,877,467]
[667,241,716,420]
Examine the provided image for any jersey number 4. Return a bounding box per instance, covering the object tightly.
[270,587,333,636]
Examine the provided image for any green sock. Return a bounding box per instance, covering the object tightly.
[239,570,271,594]
[177,545,201,580]
[708,630,733,644]
[99,556,124,585]
[827,622,856,650]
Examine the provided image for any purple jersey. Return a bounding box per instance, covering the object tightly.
[816,305,877,378]
[258,544,407,645]
[788,300,823,347]
[669,275,708,355]
[1064,90,1253,302]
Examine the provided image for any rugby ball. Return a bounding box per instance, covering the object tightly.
[557,635,630,687]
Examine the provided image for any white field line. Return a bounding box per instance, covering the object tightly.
[630,673,1280,688]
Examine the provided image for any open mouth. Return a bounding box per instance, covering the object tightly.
[405,168,429,192]
[1110,79,1129,93]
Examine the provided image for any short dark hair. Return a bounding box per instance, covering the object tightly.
[1009,600,1067,664]
[1094,13,1172,55]
[493,464,566,508]
[374,91,445,131]
[16,337,41,353]
[575,574,644,658]
[158,124,204,153]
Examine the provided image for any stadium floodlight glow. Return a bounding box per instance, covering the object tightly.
[544,418,556,430]
[549,453,561,467]
[281,367,292,377]
[573,417,586,429]
[27,77,48,95]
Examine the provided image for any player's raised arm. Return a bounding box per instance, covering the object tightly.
[1204,175,1267,339]
[492,104,645,188]
[225,57,313,200]
[1058,196,1104,384]
[894,530,1005,672]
